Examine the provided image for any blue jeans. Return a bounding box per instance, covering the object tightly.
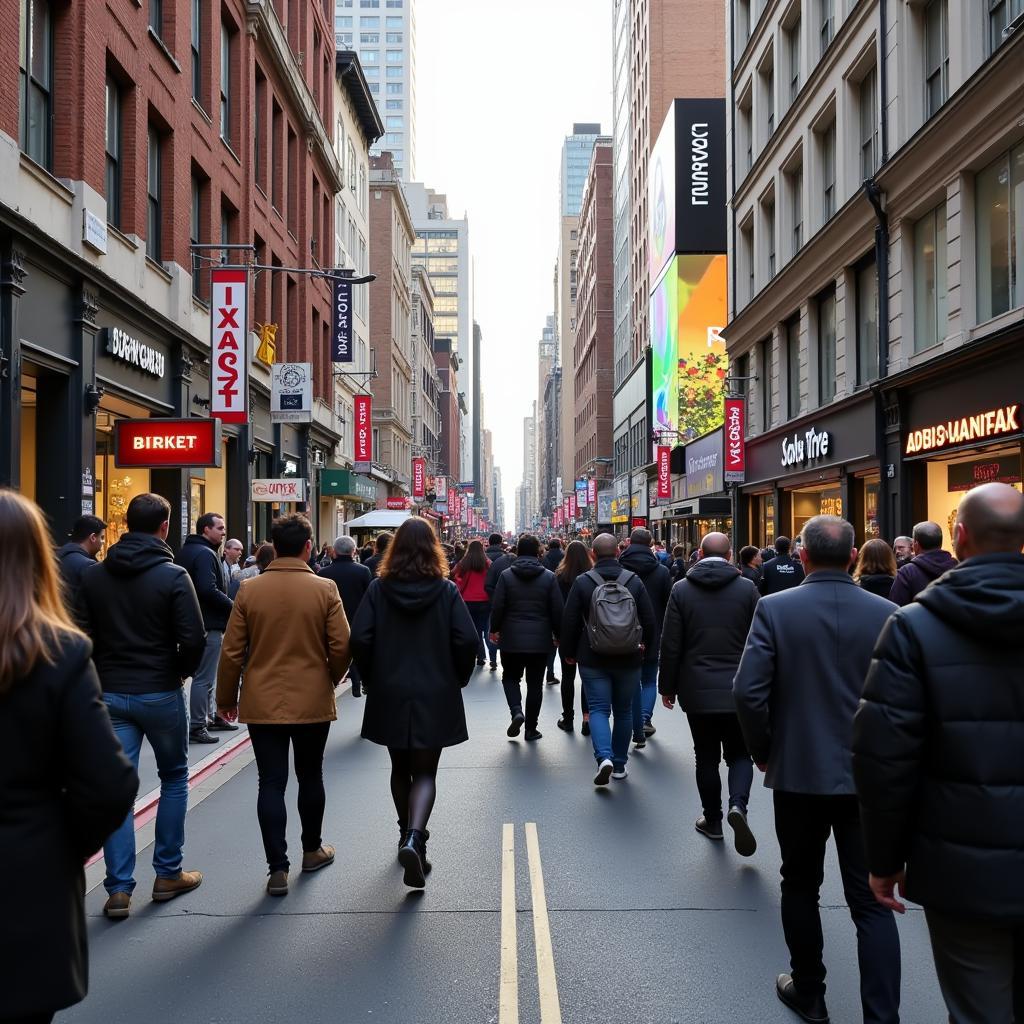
[189,629,223,730]
[579,664,638,770]
[631,660,659,738]
[102,690,189,895]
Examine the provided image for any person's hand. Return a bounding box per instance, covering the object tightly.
[564,657,576,666]
[219,705,239,723]
[489,633,500,645]
[661,694,676,710]
[755,763,767,773]
[869,872,907,914]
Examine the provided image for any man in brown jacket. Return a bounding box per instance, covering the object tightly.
[217,513,350,896]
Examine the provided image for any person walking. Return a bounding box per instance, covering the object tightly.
[852,538,898,597]
[543,537,564,571]
[618,527,671,747]
[230,542,275,598]
[55,513,106,610]
[756,536,805,595]
[216,513,350,897]
[668,544,688,584]
[364,532,392,577]
[554,540,593,734]
[454,539,492,668]
[350,518,479,888]
[176,511,235,743]
[888,520,957,606]
[738,545,763,586]
[0,491,137,1023]
[854,482,1024,1023]
[561,532,656,786]
[482,532,507,670]
[659,532,759,855]
[78,493,207,919]
[319,536,372,697]
[489,534,563,742]
[734,515,900,1024]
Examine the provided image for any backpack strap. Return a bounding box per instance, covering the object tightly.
[585,568,605,588]
[617,569,635,587]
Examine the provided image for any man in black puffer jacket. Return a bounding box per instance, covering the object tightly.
[489,534,563,741]
[854,482,1024,1024]
[887,519,957,606]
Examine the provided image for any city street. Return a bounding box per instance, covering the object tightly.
[67,669,948,1024]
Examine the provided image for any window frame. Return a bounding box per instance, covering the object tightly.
[818,0,834,55]
[855,255,879,386]
[191,0,202,101]
[220,21,232,143]
[821,120,836,223]
[18,0,53,169]
[147,127,162,262]
[859,66,878,181]
[816,286,837,404]
[913,203,948,352]
[924,0,949,119]
[786,315,801,418]
[105,76,122,229]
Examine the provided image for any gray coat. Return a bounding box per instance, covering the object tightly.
[733,570,896,795]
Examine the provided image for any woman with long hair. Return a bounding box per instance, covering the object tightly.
[454,538,492,667]
[350,518,479,888]
[853,537,899,597]
[0,490,137,1023]
[555,540,593,734]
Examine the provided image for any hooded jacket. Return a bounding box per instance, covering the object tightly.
[888,548,958,606]
[78,533,206,694]
[485,550,515,597]
[618,544,672,663]
[757,553,805,595]
[489,557,563,654]
[542,546,564,572]
[55,543,96,609]
[854,553,1024,920]
[318,554,372,624]
[175,534,234,630]
[659,558,759,713]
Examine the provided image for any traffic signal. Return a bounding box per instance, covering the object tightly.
[256,323,277,366]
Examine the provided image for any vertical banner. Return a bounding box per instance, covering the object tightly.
[569,494,577,518]
[412,457,426,498]
[657,445,672,499]
[575,479,588,508]
[587,478,597,505]
[562,497,571,522]
[468,508,476,529]
[354,395,373,463]
[724,398,746,482]
[210,268,248,423]
[554,508,562,528]
[436,476,448,503]
[332,276,353,363]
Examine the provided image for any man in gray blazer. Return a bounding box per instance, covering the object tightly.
[733,514,901,1024]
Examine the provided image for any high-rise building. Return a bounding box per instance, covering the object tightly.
[334,0,416,179]
[520,407,537,528]
[410,264,443,477]
[612,0,632,391]
[537,315,558,517]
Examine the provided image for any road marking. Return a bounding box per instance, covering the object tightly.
[500,823,518,1024]
[525,822,562,1024]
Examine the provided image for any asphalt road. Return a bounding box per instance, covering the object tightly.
[64,665,948,1024]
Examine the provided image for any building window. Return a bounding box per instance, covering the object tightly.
[741,219,754,304]
[105,77,121,228]
[739,89,753,173]
[856,257,879,385]
[386,49,402,62]
[924,0,949,118]
[820,120,836,222]
[788,163,803,254]
[975,144,1024,321]
[386,66,403,78]
[191,0,202,100]
[819,0,833,54]
[360,32,379,43]
[737,0,751,46]
[859,67,878,181]
[220,22,232,142]
[386,15,402,27]
[18,0,52,169]
[386,82,402,94]
[386,98,402,110]
[786,315,801,418]
[386,31,402,42]
[817,287,836,404]
[362,49,379,62]
[147,127,162,261]
[759,337,774,430]
[385,115,403,130]
[254,68,265,190]
[271,100,282,210]
[191,175,204,297]
[913,204,948,351]
[150,0,162,35]
[786,14,801,106]
[989,0,1024,53]
[764,195,776,279]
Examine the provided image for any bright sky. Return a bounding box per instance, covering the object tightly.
[416,0,613,527]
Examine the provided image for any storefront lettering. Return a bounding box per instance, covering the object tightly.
[105,328,165,379]
[905,405,1020,455]
[780,426,831,468]
[132,433,201,450]
[690,124,710,206]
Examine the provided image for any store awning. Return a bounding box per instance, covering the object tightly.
[342,510,411,529]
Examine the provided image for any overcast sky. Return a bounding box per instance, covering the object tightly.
[416,0,613,527]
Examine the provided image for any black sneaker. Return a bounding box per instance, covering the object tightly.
[695,815,724,840]
[507,710,525,737]
[489,662,498,672]
[189,728,219,744]
[643,722,656,737]
[633,736,647,749]
[556,716,573,732]
[209,714,239,732]
[727,805,757,857]
[476,659,486,667]
[546,674,558,684]
[525,729,543,741]
[581,719,591,737]
[776,974,829,1023]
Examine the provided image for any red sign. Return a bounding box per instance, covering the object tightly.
[468,508,476,528]
[554,508,562,527]
[412,457,426,498]
[631,517,647,528]
[587,478,597,505]
[724,398,746,481]
[115,418,222,468]
[354,395,373,462]
[210,268,248,423]
[569,494,577,518]
[657,445,671,499]
[386,496,408,510]
[563,497,570,520]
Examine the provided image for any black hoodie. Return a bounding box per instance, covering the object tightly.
[658,557,759,713]
[618,544,672,661]
[489,556,563,654]
[175,534,234,629]
[78,533,206,694]
[887,547,958,606]
[55,542,96,609]
[854,553,1024,920]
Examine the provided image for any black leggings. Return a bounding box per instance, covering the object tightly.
[248,722,331,873]
[559,653,589,720]
[388,747,443,832]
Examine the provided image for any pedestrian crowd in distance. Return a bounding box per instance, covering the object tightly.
[2,481,1024,1024]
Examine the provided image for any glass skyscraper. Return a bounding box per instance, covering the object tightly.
[560,123,602,217]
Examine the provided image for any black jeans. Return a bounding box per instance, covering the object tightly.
[465,601,490,662]
[773,791,901,1024]
[348,661,362,697]
[559,653,588,720]
[501,652,547,729]
[686,712,753,820]
[248,722,331,873]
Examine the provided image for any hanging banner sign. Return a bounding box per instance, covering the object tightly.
[724,398,746,481]
[569,494,577,518]
[588,478,597,505]
[436,476,448,502]
[332,276,353,363]
[657,445,672,499]
[563,497,571,521]
[412,457,426,498]
[270,363,313,423]
[210,268,248,423]
[575,480,588,508]
[354,395,373,463]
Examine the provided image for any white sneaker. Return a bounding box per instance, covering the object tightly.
[593,759,613,786]
[611,767,628,780]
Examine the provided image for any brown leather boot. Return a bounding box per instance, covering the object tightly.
[266,870,289,896]
[151,870,203,902]
[103,892,131,919]
[301,844,336,873]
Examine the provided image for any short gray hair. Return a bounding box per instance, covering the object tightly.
[802,515,855,568]
[333,535,356,556]
[912,521,943,551]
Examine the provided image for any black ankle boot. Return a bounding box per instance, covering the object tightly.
[397,820,429,847]
[398,829,427,888]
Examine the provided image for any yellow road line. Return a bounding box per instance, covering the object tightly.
[525,822,562,1024]
[500,823,519,1024]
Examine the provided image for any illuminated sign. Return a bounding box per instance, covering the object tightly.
[114,418,221,468]
[210,268,248,423]
[724,398,745,482]
[781,425,832,468]
[104,327,165,379]
[354,395,373,463]
[251,479,306,502]
[386,496,408,510]
[657,446,671,499]
[905,404,1020,456]
[412,457,426,498]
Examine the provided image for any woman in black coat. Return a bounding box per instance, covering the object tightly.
[350,518,478,889]
[553,541,593,734]
[853,538,898,598]
[0,490,138,1023]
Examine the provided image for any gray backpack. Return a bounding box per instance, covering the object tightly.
[585,569,642,656]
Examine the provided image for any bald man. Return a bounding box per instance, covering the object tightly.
[855,483,1024,1024]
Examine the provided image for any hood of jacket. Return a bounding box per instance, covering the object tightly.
[103,532,174,577]
[915,553,1024,643]
[684,557,743,590]
[910,548,958,581]
[56,542,93,563]
[618,544,662,578]
[486,545,506,561]
[379,576,450,612]
[510,556,546,580]
[183,533,220,553]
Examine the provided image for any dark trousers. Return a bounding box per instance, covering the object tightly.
[348,661,362,697]
[248,722,331,873]
[686,712,753,820]
[926,908,1024,1023]
[559,653,588,720]
[465,601,490,662]
[501,652,547,729]
[773,792,901,1024]
[546,649,558,680]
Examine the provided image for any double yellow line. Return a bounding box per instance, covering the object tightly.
[500,822,562,1024]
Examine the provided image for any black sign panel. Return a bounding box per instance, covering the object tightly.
[332,276,352,363]
[947,456,1022,492]
[675,99,727,255]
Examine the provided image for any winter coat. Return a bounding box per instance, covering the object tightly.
[175,534,234,630]
[669,557,688,584]
[78,533,206,694]
[854,553,1024,920]
[351,577,478,748]
[734,570,896,794]
[485,544,506,564]
[740,565,762,587]
[490,557,563,654]
[542,547,564,572]
[364,552,386,577]
[757,554,805,595]
[618,544,672,663]
[319,554,372,626]
[857,573,896,598]
[55,543,96,610]
[455,565,490,603]
[485,551,515,597]
[0,633,137,1018]
[217,558,350,724]
[659,559,759,713]
[888,548,958,606]
[560,558,657,669]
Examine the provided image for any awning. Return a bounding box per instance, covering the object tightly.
[342,510,411,529]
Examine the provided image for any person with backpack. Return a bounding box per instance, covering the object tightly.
[561,533,656,785]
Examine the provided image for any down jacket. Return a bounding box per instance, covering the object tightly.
[618,544,672,664]
[853,553,1024,920]
[489,557,563,654]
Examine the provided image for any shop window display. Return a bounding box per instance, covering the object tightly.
[94,395,152,555]
[862,475,880,538]
[20,368,38,501]
[791,484,842,537]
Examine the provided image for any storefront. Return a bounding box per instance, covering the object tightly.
[320,469,377,539]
